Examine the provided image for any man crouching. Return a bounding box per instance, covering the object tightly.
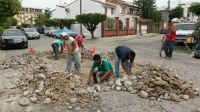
[87,54,113,85]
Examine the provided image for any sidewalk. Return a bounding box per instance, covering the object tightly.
[85,33,162,41]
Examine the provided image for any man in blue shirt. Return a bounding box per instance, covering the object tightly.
[114,46,136,77]
[51,39,64,60]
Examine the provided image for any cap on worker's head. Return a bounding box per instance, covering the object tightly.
[82,33,86,38]
[61,32,69,37]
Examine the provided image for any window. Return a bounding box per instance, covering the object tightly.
[111,8,114,14]
[121,7,126,14]
[129,8,133,13]
[105,8,107,14]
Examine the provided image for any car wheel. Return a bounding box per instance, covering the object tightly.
[24,44,28,49]
[0,43,5,50]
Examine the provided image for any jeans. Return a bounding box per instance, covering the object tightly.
[114,51,130,76]
[163,40,174,58]
[51,43,59,60]
[92,70,106,83]
[66,51,81,72]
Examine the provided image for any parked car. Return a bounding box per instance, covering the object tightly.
[176,23,195,43]
[37,27,45,34]
[44,27,50,36]
[23,28,40,39]
[53,28,77,39]
[48,27,60,37]
[0,29,28,49]
[160,27,167,34]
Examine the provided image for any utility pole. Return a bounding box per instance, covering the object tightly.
[60,0,61,5]
[167,0,170,27]
[80,0,82,34]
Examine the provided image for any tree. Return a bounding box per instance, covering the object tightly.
[152,10,162,22]
[0,0,21,22]
[134,0,156,19]
[7,17,18,26]
[76,13,107,38]
[189,2,200,21]
[35,14,46,27]
[60,19,76,29]
[44,7,52,19]
[44,19,75,29]
[106,17,115,30]
[0,17,18,28]
[169,6,184,20]
[21,23,29,28]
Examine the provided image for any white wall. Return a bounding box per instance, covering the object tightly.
[51,6,66,19]
[179,2,198,22]
[66,0,102,37]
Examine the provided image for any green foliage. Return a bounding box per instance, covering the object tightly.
[35,14,46,27]
[189,2,200,16]
[21,23,29,28]
[134,0,156,19]
[195,22,200,29]
[60,19,76,29]
[106,17,115,30]
[169,6,184,20]
[0,17,18,29]
[76,13,107,38]
[152,10,162,22]
[0,26,4,34]
[0,0,21,20]
[7,17,18,26]
[44,7,52,19]
[44,19,75,29]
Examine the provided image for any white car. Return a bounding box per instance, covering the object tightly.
[176,23,195,43]
[47,27,60,37]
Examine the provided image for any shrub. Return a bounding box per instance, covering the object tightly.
[0,26,4,34]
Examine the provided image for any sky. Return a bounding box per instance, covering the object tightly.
[22,0,200,10]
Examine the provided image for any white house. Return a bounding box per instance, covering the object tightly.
[51,0,139,37]
[178,2,198,23]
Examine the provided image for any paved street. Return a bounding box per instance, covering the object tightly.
[0,34,55,60]
[0,34,200,112]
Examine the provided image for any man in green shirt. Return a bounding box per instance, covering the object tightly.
[87,54,113,84]
[51,39,64,60]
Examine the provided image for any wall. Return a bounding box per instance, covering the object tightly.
[51,6,66,19]
[66,0,102,37]
[179,2,198,22]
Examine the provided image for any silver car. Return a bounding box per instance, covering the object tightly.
[0,29,28,49]
[23,28,40,39]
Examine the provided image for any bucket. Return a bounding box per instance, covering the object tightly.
[186,37,192,43]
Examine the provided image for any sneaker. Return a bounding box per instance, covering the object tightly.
[66,71,70,74]
[166,57,171,60]
[77,70,83,74]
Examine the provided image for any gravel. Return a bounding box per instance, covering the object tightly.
[0,34,200,112]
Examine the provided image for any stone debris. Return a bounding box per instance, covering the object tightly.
[18,97,30,106]
[0,50,199,109]
[105,62,200,102]
[1,51,103,109]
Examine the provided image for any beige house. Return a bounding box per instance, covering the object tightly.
[14,6,43,25]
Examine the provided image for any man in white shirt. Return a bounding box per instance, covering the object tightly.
[61,32,82,73]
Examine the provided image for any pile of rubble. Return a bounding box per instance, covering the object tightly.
[1,50,199,107]
[81,49,114,61]
[3,53,101,109]
[104,62,199,102]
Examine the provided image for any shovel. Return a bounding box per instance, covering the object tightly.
[159,41,164,58]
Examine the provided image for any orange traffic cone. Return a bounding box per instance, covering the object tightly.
[29,46,34,53]
[91,47,96,54]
